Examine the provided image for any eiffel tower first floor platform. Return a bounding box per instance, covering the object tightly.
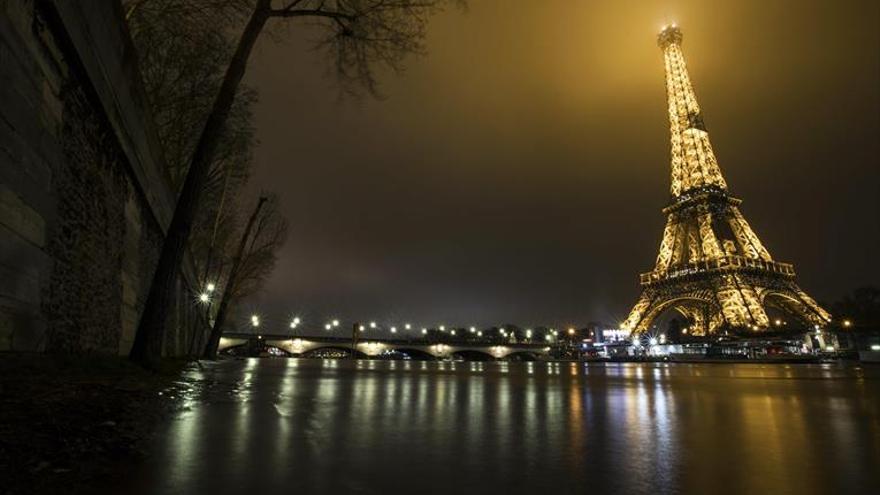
[622,255,832,336]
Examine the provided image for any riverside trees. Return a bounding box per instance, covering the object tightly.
[127,0,458,367]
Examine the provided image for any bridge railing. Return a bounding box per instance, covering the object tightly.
[221,333,559,349]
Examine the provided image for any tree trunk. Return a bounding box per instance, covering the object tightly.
[129,0,271,369]
[203,196,267,360]
[186,162,233,356]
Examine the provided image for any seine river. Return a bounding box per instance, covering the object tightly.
[121,359,879,494]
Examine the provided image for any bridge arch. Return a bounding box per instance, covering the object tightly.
[219,342,292,357]
[392,348,438,360]
[451,349,495,361]
[506,351,539,361]
[300,345,367,359]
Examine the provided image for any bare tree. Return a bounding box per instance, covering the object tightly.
[130,0,459,368]
[127,0,258,356]
[203,195,288,359]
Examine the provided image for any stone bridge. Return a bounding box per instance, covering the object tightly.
[218,333,553,360]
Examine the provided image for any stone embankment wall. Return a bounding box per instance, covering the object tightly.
[0,0,197,355]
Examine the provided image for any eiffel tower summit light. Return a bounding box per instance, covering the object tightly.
[621,25,831,335]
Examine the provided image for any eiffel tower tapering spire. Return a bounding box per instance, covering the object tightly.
[621,25,831,336]
[659,25,727,197]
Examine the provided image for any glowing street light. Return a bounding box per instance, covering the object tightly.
[390,326,397,333]
[545,334,552,342]
[206,283,216,293]
[439,325,446,331]
[567,327,575,336]
[370,321,377,329]
[526,329,532,338]
[332,319,340,327]
[359,325,365,331]
[405,323,411,330]
[251,315,260,328]
[469,326,476,333]
[477,331,483,337]
[198,293,210,303]
[421,328,428,335]
[649,337,658,346]
[450,330,456,336]
[324,323,332,330]
[843,319,852,328]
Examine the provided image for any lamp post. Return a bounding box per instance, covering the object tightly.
[351,321,359,360]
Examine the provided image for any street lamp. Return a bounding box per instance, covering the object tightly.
[843,319,852,328]
[198,293,210,303]
[370,321,377,329]
[405,323,411,330]
[206,283,216,293]
[251,315,260,328]
[332,319,340,327]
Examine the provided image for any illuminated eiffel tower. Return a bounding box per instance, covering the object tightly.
[621,25,831,336]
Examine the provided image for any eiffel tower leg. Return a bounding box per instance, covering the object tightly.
[728,206,772,261]
[655,216,678,271]
[676,305,708,336]
[713,274,770,329]
[790,287,832,323]
[622,291,654,334]
[761,284,832,327]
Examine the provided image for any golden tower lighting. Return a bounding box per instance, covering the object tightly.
[621,25,831,336]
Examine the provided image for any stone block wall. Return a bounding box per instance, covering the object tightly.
[0,0,198,355]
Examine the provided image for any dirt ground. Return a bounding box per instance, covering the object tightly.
[0,354,191,495]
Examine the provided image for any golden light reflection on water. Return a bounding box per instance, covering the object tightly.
[128,360,880,494]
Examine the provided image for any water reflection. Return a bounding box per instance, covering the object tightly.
[122,360,880,495]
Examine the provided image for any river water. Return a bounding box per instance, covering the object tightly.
[120,359,879,494]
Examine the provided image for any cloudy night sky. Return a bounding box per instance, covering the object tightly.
[239,0,879,331]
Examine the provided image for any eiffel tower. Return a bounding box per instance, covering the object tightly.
[621,25,831,336]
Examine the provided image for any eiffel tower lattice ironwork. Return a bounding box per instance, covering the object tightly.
[621,25,831,336]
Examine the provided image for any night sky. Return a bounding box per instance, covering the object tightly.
[241,0,879,332]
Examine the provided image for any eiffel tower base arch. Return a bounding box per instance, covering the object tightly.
[622,271,830,336]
